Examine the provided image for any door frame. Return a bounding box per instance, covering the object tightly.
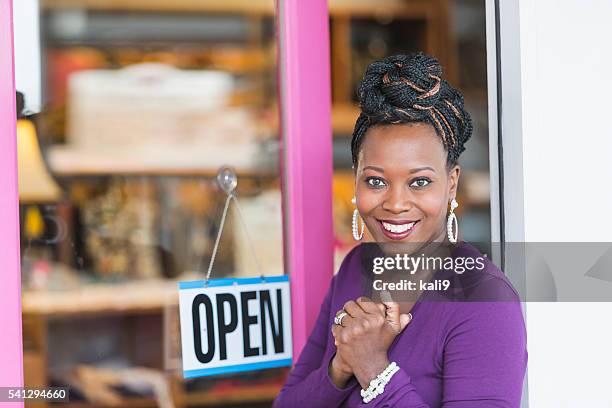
[486,0,529,406]
[277,0,335,358]
[0,0,25,397]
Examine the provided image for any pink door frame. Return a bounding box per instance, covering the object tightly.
[277,0,334,358]
[0,0,333,394]
[0,0,25,404]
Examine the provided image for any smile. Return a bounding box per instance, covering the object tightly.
[382,221,415,233]
[377,219,419,240]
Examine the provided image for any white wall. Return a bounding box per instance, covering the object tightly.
[502,1,612,406]
[12,0,41,113]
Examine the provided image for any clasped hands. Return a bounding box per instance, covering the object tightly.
[329,294,412,389]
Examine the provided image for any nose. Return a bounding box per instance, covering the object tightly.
[381,184,412,214]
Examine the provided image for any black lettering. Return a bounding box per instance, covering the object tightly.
[241,291,260,357]
[192,294,215,364]
[260,289,284,354]
[216,293,238,360]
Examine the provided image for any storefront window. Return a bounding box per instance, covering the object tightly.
[17,1,287,406]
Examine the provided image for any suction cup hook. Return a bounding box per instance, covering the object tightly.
[217,166,237,196]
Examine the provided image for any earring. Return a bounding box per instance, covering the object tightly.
[447,198,459,243]
[351,197,364,241]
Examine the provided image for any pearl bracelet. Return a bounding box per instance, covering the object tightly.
[360,361,400,404]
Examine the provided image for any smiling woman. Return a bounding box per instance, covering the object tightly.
[274,53,527,408]
[352,53,472,246]
[355,123,458,244]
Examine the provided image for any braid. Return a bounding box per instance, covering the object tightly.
[351,53,473,168]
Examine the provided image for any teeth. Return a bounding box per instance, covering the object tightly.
[382,221,415,234]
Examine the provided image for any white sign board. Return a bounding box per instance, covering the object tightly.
[179,276,292,379]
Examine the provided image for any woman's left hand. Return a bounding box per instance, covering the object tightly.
[331,296,412,389]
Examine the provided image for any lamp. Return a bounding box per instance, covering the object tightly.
[17,119,62,203]
[16,91,62,240]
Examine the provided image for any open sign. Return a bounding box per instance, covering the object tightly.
[178,276,293,379]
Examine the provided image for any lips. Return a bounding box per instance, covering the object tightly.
[377,219,419,240]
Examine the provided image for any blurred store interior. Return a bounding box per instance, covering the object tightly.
[14,0,491,406]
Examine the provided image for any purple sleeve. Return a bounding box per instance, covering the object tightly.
[354,299,527,408]
[439,300,527,407]
[273,273,358,408]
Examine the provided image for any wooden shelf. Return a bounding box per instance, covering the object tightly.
[329,0,434,17]
[48,164,278,178]
[44,103,357,178]
[42,0,435,17]
[60,397,157,408]
[41,0,276,14]
[332,103,360,135]
[56,383,282,408]
[46,145,279,178]
[180,382,282,406]
[22,279,179,318]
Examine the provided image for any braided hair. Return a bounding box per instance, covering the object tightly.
[351,53,473,169]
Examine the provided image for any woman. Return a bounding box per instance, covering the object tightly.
[274,53,527,407]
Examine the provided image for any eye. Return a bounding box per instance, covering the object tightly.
[365,177,387,188]
[410,177,431,188]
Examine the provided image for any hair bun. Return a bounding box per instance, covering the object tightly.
[351,53,473,167]
[358,53,443,116]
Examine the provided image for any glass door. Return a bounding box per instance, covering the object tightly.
[2,0,335,406]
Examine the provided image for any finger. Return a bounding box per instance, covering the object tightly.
[356,296,383,315]
[334,310,355,328]
[331,324,342,345]
[331,322,353,345]
[379,291,414,333]
[339,314,356,328]
[380,291,399,322]
[331,323,340,338]
[343,300,366,318]
[376,303,386,314]
[380,290,405,333]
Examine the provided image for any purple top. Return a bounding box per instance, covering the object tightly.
[274,242,527,407]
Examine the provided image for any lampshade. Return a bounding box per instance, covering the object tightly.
[17,119,62,203]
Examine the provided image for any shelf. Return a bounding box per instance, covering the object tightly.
[42,0,436,17]
[44,103,356,178]
[460,171,491,207]
[46,145,279,177]
[332,103,360,135]
[60,397,157,408]
[22,279,179,318]
[57,382,282,408]
[329,0,435,17]
[181,382,282,406]
[41,0,276,14]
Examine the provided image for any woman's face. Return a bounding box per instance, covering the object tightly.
[355,123,460,245]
